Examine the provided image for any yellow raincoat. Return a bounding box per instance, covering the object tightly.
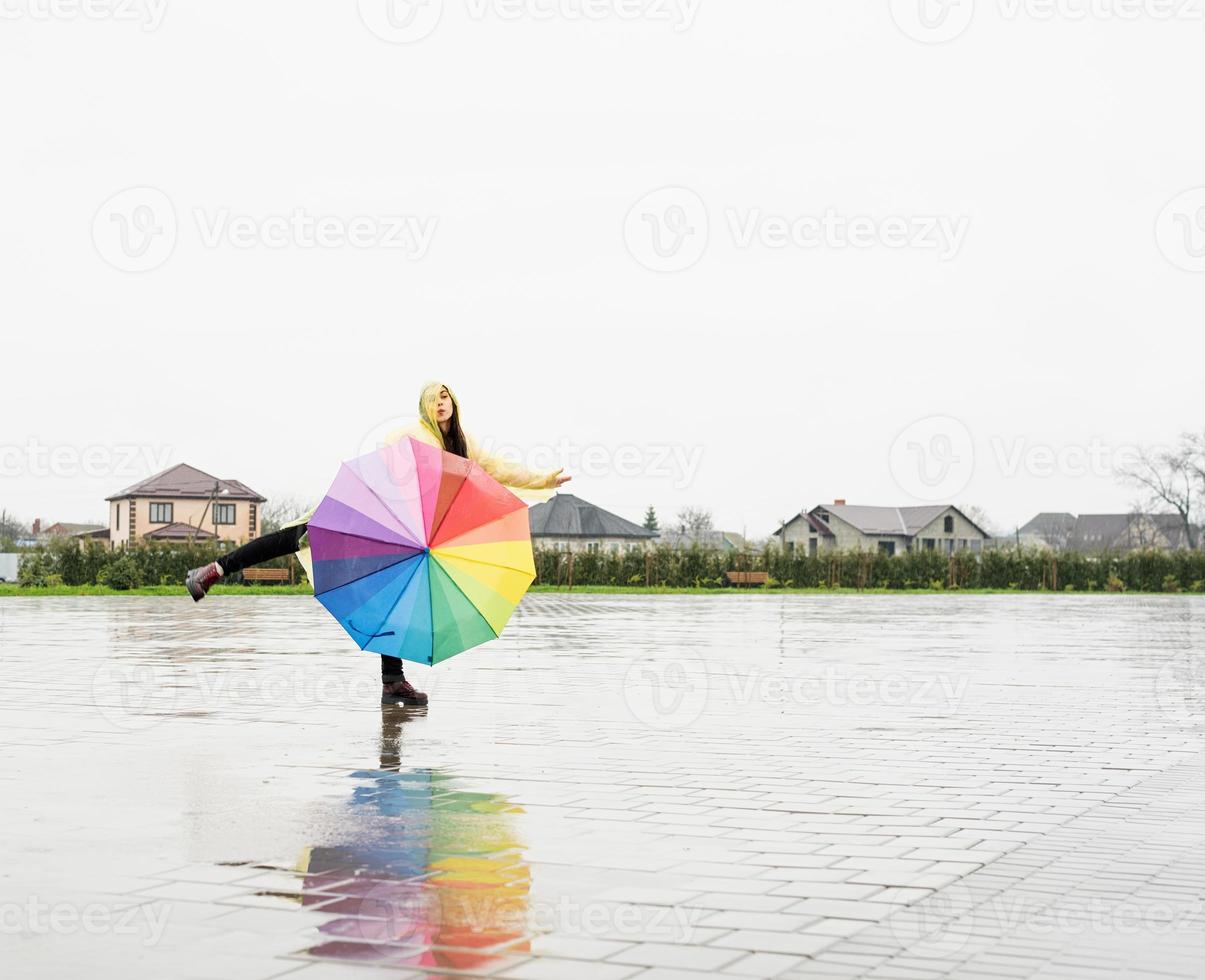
[287,382,560,581]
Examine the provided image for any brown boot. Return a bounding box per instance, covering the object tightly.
[185,561,223,602]
[382,678,428,706]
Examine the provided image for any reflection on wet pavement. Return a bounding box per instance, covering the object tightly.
[294,705,531,971]
[2,594,1204,979]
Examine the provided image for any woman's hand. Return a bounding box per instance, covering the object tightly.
[551,469,572,488]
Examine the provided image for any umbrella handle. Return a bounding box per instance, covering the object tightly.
[349,620,396,639]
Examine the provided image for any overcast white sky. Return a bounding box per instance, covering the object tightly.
[3,0,1203,538]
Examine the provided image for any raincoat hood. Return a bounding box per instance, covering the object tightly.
[417,381,459,450]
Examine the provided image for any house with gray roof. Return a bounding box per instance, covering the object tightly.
[773,500,990,557]
[1010,512,1200,552]
[657,529,749,552]
[528,494,657,554]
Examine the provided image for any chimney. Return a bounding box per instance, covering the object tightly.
[32,518,41,535]
[833,499,846,506]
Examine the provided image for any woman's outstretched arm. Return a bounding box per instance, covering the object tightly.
[466,433,568,492]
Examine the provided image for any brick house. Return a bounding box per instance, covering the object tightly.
[774,501,990,557]
[106,463,266,548]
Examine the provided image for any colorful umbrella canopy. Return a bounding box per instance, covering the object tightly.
[307,437,536,665]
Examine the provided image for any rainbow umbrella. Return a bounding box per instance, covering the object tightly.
[304,437,535,665]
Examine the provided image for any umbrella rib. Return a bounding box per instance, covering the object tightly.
[357,553,427,653]
[343,465,427,549]
[427,461,479,544]
[430,554,501,641]
[313,551,423,597]
[429,548,534,577]
[308,524,422,552]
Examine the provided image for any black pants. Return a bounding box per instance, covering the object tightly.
[218,524,406,682]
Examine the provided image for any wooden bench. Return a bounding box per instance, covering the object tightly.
[726,571,769,587]
[241,567,293,585]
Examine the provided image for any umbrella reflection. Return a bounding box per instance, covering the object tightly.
[295,704,531,970]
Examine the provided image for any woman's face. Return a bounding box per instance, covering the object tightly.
[433,387,454,423]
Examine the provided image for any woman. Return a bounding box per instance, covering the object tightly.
[184,382,570,706]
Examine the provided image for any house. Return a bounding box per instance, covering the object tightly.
[1014,512,1077,551]
[774,500,991,556]
[529,494,658,554]
[1009,512,1200,553]
[1067,514,1197,553]
[657,529,749,552]
[106,463,266,548]
[31,519,111,550]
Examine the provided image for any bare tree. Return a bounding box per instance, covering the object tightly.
[958,503,996,538]
[0,509,29,543]
[260,495,315,535]
[1118,437,1198,550]
[675,507,714,534]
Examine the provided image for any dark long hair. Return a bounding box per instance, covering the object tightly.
[443,404,468,459]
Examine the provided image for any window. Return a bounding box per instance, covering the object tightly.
[116,506,120,531]
[958,538,967,550]
[971,539,982,552]
[943,515,954,533]
[923,538,935,551]
[787,541,796,555]
[213,503,236,525]
[947,539,955,554]
[809,538,818,557]
[878,541,896,556]
[587,542,599,554]
[149,502,173,524]
[820,512,829,523]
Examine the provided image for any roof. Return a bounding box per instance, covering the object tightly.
[811,504,991,539]
[775,511,837,538]
[106,463,266,503]
[142,522,219,541]
[1069,513,1191,550]
[657,529,747,551]
[528,495,657,540]
[1018,512,1077,537]
[42,522,107,536]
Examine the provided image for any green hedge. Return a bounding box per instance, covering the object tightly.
[533,546,1205,592]
[15,537,305,590]
[12,539,1205,593]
